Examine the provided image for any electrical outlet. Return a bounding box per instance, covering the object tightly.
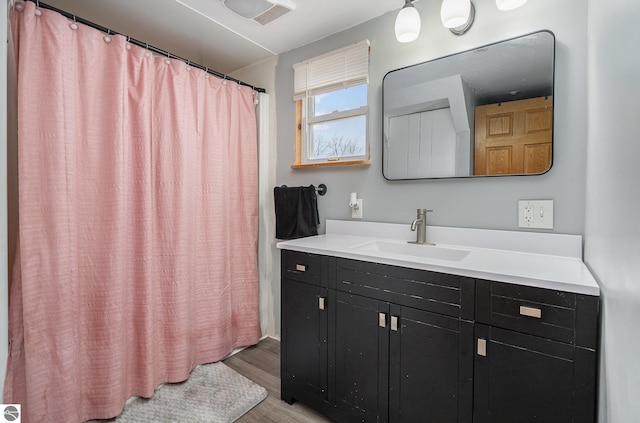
[518,200,553,229]
[351,199,363,219]
[523,205,534,223]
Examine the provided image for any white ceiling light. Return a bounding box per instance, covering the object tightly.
[223,0,296,25]
[496,0,528,11]
[440,0,471,29]
[395,0,421,43]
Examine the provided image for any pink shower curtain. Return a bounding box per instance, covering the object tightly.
[5,3,261,422]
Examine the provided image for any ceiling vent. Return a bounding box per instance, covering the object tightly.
[223,0,296,25]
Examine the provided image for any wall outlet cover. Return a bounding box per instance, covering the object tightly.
[518,200,553,229]
[351,199,363,219]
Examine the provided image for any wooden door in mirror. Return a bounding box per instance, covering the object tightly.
[474,96,553,175]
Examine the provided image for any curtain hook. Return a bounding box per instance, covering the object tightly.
[34,0,42,16]
[70,15,78,30]
[103,29,112,43]
[165,51,171,65]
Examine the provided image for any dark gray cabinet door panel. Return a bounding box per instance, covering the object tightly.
[389,305,473,423]
[334,291,389,423]
[474,323,596,423]
[281,277,328,405]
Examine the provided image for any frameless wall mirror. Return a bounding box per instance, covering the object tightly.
[382,30,555,180]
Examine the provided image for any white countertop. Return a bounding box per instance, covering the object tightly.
[276,220,600,296]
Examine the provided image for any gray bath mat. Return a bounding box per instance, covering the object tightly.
[88,362,268,423]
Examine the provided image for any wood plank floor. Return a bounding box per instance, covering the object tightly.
[223,337,333,423]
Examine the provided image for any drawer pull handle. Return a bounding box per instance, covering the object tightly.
[379,313,387,328]
[391,316,399,332]
[295,264,306,272]
[477,338,487,357]
[520,305,542,318]
[318,297,326,310]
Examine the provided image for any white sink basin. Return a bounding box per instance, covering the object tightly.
[352,240,470,262]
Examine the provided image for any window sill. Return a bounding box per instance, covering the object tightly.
[291,160,371,169]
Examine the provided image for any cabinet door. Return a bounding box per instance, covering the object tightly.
[281,278,328,404]
[474,324,596,423]
[333,291,389,423]
[389,305,474,423]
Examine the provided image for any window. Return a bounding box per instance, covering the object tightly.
[293,40,370,168]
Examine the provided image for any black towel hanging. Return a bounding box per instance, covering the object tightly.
[274,185,321,239]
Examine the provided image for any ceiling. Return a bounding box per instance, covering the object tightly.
[38,0,401,74]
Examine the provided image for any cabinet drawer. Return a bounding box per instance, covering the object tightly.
[336,258,475,319]
[476,280,599,348]
[282,250,326,287]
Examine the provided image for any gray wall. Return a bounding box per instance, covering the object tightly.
[272,0,589,338]
[585,0,640,421]
[275,0,588,235]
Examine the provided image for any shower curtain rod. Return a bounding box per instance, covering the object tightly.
[23,0,267,93]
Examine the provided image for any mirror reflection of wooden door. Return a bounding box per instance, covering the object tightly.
[474,96,552,175]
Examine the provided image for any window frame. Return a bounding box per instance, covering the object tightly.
[292,41,371,169]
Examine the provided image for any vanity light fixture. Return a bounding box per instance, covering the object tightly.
[441,0,475,35]
[395,0,421,43]
[441,0,471,29]
[395,0,527,42]
[495,0,528,11]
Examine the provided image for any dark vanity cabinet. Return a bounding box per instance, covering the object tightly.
[473,280,599,423]
[281,250,475,423]
[280,250,599,423]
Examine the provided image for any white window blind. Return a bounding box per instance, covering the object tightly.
[293,40,370,100]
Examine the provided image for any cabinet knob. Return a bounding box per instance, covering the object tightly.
[295,264,306,272]
[519,305,542,319]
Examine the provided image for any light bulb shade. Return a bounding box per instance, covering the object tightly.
[496,0,528,11]
[441,0,471,29]
[395,5,421,43]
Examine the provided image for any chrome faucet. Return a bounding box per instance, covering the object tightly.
[409,209,434,245]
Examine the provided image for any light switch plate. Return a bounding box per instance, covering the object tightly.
[518,200,554,229]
